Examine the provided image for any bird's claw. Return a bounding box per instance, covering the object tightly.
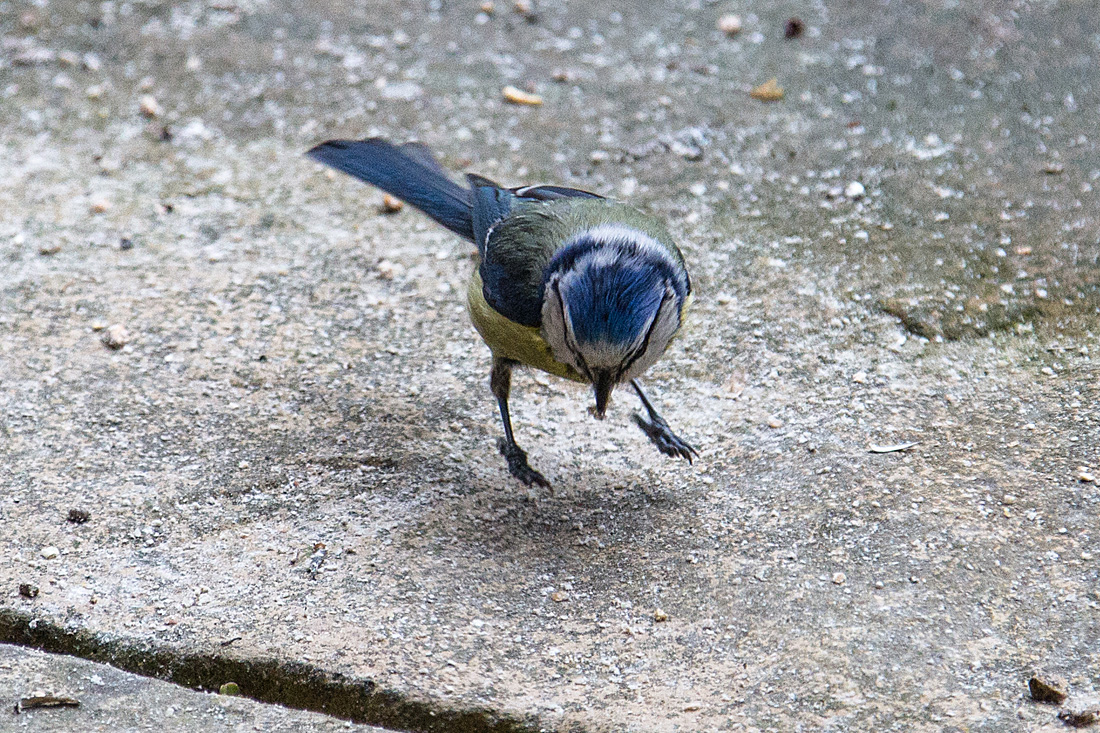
[632,413,698,463]
[497,438,551,487]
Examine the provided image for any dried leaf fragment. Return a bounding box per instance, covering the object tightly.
[1059,709,1099,728]
[750,78,784,102]
[1029,676,1068,705]
[17,696,80,712]
[502,85,543,106]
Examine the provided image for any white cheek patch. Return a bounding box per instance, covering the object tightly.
[540,276,579,370]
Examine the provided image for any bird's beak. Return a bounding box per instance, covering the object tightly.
[592,370,615,419]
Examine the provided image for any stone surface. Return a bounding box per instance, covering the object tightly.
[1,0,1098,731]
[1,643,390,732]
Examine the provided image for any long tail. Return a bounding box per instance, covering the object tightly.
[306,138,474,241]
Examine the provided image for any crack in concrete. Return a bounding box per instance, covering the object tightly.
[0,609,540,733]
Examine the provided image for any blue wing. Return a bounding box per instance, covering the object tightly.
[307,138,475,240]
[467,174,515,258]
[467,174,604,256]
[309,137,607,328]
[466,177,606,328]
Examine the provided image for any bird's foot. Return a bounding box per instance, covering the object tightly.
[497,438,551,487]
[632,413,699,463]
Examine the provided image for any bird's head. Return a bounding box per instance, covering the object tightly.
[541,225,690,418]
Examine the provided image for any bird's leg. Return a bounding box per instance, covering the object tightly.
[491,357,550,487]
[630,379,698,463]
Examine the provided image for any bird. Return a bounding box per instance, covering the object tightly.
[306,137,697,486]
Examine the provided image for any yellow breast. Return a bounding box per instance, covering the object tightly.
[466,269,587,383]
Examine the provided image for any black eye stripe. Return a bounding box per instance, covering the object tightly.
[556,279,592,379]
[620,286,674,375]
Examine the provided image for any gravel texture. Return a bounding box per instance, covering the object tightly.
[1,0,1098,731]
[1,643,391,732]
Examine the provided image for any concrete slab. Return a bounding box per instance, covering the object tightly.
[1,643,391,732]
[1,0,1098,731]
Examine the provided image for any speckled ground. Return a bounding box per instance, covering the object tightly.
[1,0,1098,731]
[1,642,392,732]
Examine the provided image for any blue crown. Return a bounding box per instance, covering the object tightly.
[564,261,666,347]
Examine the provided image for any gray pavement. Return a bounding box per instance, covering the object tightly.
[1,0,1098,731]
[1,642,390,732]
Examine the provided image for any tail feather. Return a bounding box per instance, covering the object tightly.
[306,138,474,240]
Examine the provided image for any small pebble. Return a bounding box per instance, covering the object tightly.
[852,371,868,384]
[89,197,111,214]
[67,508,91,524]
[550,591,568,602]
[767,417,783,429]
[19,10,40,29]
[832,572,846,585]
[845,181,866,199]
[40,546,60,560]
[717,14,742,36]
[19,583,39,599]
[38,244,62,256]
[784,17,805,39]
[1002,494,1016,505]
[103,324,130,350]
[139,94,162,117]
[653,609,669,622]
[1078,469,1096,483]
[479,0,494,14]
[376,260,402,280]
[380,194,404,214]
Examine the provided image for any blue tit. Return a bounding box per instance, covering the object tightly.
[307,138,697,486]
